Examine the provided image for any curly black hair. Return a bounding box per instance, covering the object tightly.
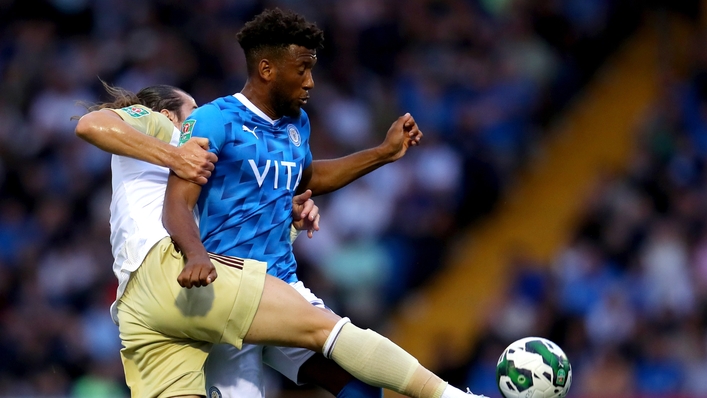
[236,8,324,74]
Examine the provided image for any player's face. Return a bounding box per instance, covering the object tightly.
[175,91,198,127]
[271,45,316,118]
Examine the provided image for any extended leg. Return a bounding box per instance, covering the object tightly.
[240,276,485,398]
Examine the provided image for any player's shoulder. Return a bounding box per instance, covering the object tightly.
[189,96,244,121]
[115,104,151,117]
[299,108,310,121]
[111,104,157,120]
[189,102,219,119]
[208,94,244,113]
[112,104,171,123]
[108,104,174,141]
[112,103,172,128]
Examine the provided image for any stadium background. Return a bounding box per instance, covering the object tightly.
[1,0,706,397]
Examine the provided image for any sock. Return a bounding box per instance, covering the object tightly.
[410,366,447,398]
[323,317,350,358]
[326,322,448,398]
[336,379,383,398]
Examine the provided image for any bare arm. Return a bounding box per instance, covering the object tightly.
[162,171,215,288]
[299,113,422,196]
[75,109,217,185]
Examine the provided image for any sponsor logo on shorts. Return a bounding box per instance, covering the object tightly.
[208,386,222,398]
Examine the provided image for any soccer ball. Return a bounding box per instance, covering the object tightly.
[496,337,572,398]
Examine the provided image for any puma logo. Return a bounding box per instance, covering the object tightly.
[242,125,258,139]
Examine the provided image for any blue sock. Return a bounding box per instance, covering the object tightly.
[336,379,383,398]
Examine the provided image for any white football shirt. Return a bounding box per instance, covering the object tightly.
[106,105,178,324]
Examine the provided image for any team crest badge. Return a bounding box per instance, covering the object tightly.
[287,124,301,147]
[179,119,196,146]
[556,369,566,385]
[208,386,222,398]
[121,106,149,118]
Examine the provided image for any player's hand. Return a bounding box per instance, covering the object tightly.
[292,190,320,238]
[178,254,218,288]
[378,113,423,162]
[171,138,218,185]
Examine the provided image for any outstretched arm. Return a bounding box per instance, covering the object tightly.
[163,172,215,288]
[299,113,422,196]
[75,109,217,185]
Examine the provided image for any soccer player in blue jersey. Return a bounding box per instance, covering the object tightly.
[163,8,485,398]
[76,84,481,398]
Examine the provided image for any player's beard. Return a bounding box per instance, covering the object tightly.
[270,80,301,118]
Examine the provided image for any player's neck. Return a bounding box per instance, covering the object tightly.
[240,84,280,120]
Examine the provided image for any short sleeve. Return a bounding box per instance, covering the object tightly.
[303,150,312,170]
[301,112,313,169]
[110,105,174,143]
[180,104,226,155]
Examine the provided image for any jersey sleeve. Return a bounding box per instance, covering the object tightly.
[301,111,313,169]
[110,105,174,143]
[303,148,312,170]
[181,104,226,155]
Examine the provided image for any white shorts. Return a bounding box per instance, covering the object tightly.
[204,281,327,398]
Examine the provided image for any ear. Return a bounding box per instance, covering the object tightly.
[258,58,275,82]
[160,109,175,124]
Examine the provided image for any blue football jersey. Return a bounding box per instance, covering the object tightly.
[184,93,312,283]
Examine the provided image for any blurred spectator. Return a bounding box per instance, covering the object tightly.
[578,349,635,396]
[460,12,707,396]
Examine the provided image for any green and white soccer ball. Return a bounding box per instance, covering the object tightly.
[496,337,572,398]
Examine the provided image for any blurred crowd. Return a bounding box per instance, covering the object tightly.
[0,0,687,396]
[457,22,707,398]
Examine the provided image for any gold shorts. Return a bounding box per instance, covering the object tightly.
[116,237,266,398]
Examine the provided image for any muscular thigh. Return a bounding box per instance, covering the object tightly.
[244,276,339,350]
[261,282,353,389]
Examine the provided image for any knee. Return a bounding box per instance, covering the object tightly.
[306,313,341,352]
